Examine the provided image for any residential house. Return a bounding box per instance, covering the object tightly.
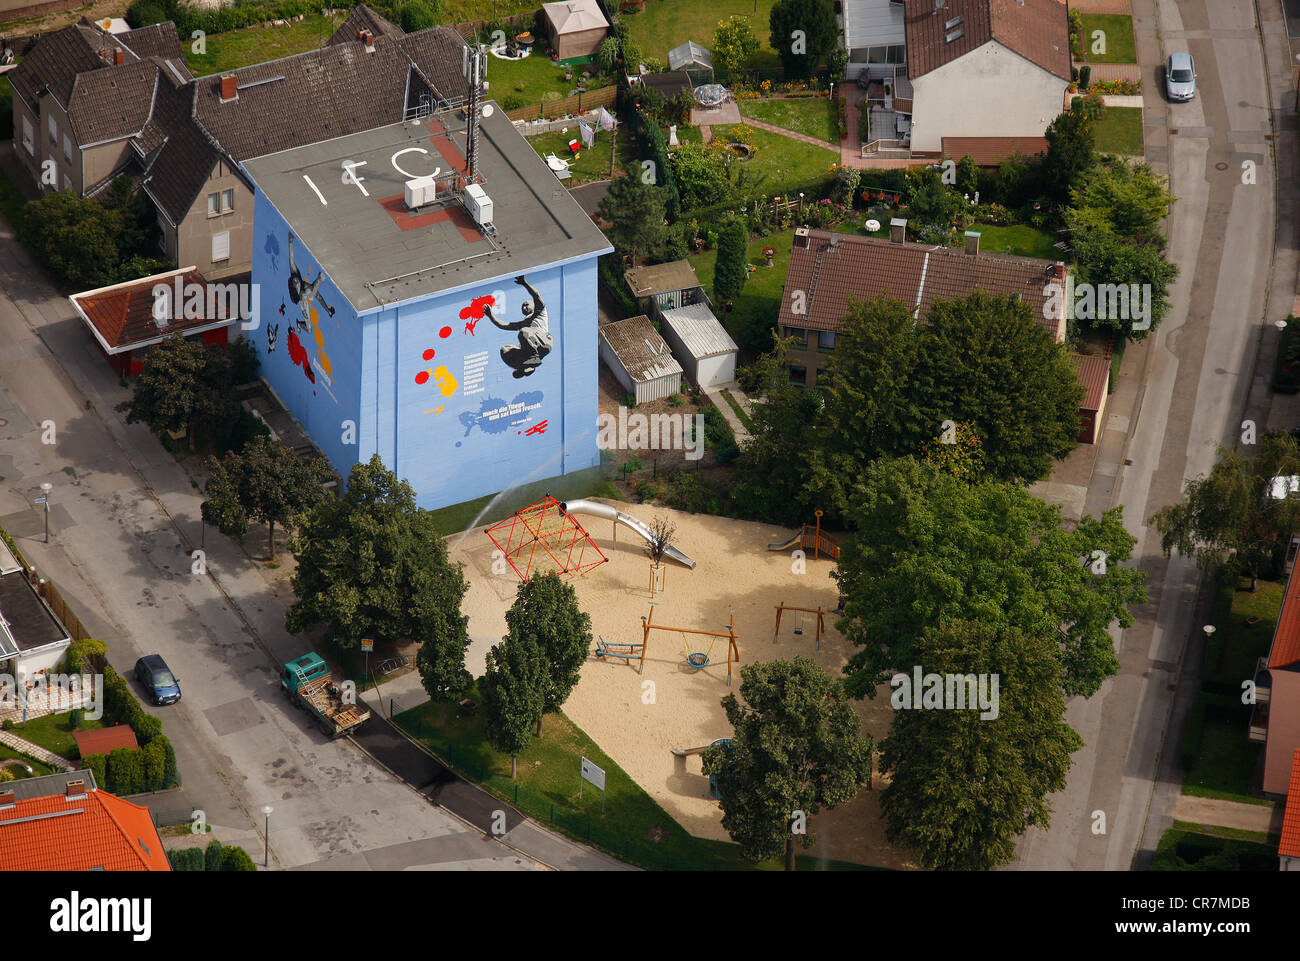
[0,537,71,680]
[839,0,1069,162]
[599,314,684,403]
[0,770,170,871]
[8,7,472,281]
[775,224,1107,442]
[1251,558,1300,798]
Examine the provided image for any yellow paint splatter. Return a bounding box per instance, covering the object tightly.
[433,365,458,398]
[310,304,333,378]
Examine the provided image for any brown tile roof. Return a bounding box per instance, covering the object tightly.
[73,724,140,758]
[625,260,703,298]
[942,135,1049,166]
[1282,750,1300,860]
[0,774,169,871]
[1074,354,1109,412]
[69,267,238,353]
[600,315,684,382]
[119,21,187,64]
[777,228,1065,339]
[8,23,109,109]
[1269,561,1300,670]
[904,0,1071,82]
[68,59,160,147]
[328,3,404,45]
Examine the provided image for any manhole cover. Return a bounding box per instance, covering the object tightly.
[644,827,667,843]
[0,418,8,426]
[1215,162,1229,170]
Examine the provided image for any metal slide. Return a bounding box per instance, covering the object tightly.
[559,499,696,569]
[767,533,802,552]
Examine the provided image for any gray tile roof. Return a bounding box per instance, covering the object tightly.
[9,23,108,108]
[328,3,403,45]
[119,21,187,64]
[68,59,160,147]
[139,73,222,225]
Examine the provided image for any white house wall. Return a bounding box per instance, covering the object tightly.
[909,41,1066,152]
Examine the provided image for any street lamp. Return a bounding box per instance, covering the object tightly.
[40,482,51,543]
[262,805,273,868]
[1276,319,1288,332]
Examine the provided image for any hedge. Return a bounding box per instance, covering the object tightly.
[167,846,205,871]
[166,840,257,871]
[86,735,176,795]
[63,637,107,674]
[222,846,259,871]
[204,839,224,872]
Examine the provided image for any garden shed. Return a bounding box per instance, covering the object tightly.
[659,303,737,389]
[668,40,712,79]
[599,314,683,403]
[541,0,610,62]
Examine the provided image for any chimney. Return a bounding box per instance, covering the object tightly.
[65,778,86,797]
[99,48,109,62]
[114,48,124,66]
[793,227,810,249]
[889,217,907,244]
[1054,261,1066,280]
[0,788,14,807]
[360,29,375,52]
[964,230,980,256]
[219,74,237,102]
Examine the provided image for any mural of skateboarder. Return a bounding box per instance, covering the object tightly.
[484,275,551,378]
[287,232,335,332]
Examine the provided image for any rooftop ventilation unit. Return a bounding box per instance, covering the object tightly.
[404,175,438,210]
[463,183,493,228]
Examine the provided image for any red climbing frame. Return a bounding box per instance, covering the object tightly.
[485,495,608,581]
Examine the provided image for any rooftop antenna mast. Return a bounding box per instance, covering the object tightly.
[464,43,487,187]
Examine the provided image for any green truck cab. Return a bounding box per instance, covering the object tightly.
[280,652,371,738]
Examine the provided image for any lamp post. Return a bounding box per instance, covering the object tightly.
[40,482,51,543]
[262,805,273,868]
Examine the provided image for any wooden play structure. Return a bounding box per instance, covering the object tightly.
[766,509,841,560]
[640,602,741,686]
[772,602,827,650]
[593,634,646,671]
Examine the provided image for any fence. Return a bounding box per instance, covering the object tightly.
[38,577,90,643]
[505,84,617,123]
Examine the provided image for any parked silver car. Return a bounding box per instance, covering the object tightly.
[1166,52,1196,101]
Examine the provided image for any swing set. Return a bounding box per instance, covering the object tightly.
[772,602,826,650]
[640,602,741,686]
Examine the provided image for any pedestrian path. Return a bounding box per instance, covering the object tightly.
[701,382,753,445]
[0,730,74,771]
[738,114,839,151]
[1075,61,1142,83]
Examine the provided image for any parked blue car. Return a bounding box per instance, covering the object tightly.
[134,654,181,705]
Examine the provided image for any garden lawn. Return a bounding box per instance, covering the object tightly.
[446,0,538,22]
[1206,579,1282,687]
[1093,107,1144,156]
[524,127,634,183]
[184,14,346,77]
[487,51,611,107]
[0,744,56,777]
[396,694,872,870]
[1078,14,1137,64]
[8,710,105,760]
[623,0,783,73]
[740,97,838,144]
[960,224,1059,260]
[1151,821,1279,870]
[690,227,796,355]
[1182,695,1266,805]
[713,123,840,191]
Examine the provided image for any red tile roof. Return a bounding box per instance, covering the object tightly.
[1270,562,1300,669]
[0,781,169,871]
[73,724,140,758]
[1074,355,1110,412]
[904,0,1071,81]
[942,136,1049,166]
[1281,749,1300,859]
[68,267,238,353]
[776,228,1065,339]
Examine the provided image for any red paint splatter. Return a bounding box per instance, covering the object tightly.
[459,295,495,321]
[439,326,452,338]
[464,318,480,336]
[287,329,315,384]
[415,370,430,385]
[423,348,436,360]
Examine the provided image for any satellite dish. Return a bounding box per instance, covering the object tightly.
[482,104,495,118]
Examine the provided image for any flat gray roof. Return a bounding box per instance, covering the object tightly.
[244,107,612,312]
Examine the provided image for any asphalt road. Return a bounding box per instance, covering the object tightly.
[1015,0,1289,869]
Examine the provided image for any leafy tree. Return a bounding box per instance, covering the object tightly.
[919,420,987,483]
[621,38,643,71]
[221,845,258,871]
[505,572,592,732]
[1041,95,1101,204]
[879,620,1081,870]
[915,291,1085,483]
[116,334,240,447]
[769,0,839,79]
[713,14,759,75]
[669,142,731,210]
[956,155,980,198]
[286,455,470,652]
[834,458,1147,699]
[204,839,224,872]
[713,217,749,308]
[904,165,958,228]
[481,631,546,778]
[596,163,666,264]
[399,0,441,32]
[1150,432,1300,590]
[704,657,871,870]
[20,191,121,289]
[201,435,331,558]
[597,35,621,73]
[1066,204,1178,341]
[1070,160,1172,242]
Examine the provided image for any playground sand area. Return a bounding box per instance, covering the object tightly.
[449,501,919,870]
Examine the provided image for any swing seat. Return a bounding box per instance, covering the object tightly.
[793,627,804,635]
[686,652,710,668]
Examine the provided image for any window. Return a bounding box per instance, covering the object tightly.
[212,231,230,262]
[789,364,807,386]
[221,189,234,212]
[817,330,836,351]
[207,192,219,217]
[62,174,71,191]
[786,327,808,348]
[62,134,71,162]
[48,114,56,142]
[21,117,33,155]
